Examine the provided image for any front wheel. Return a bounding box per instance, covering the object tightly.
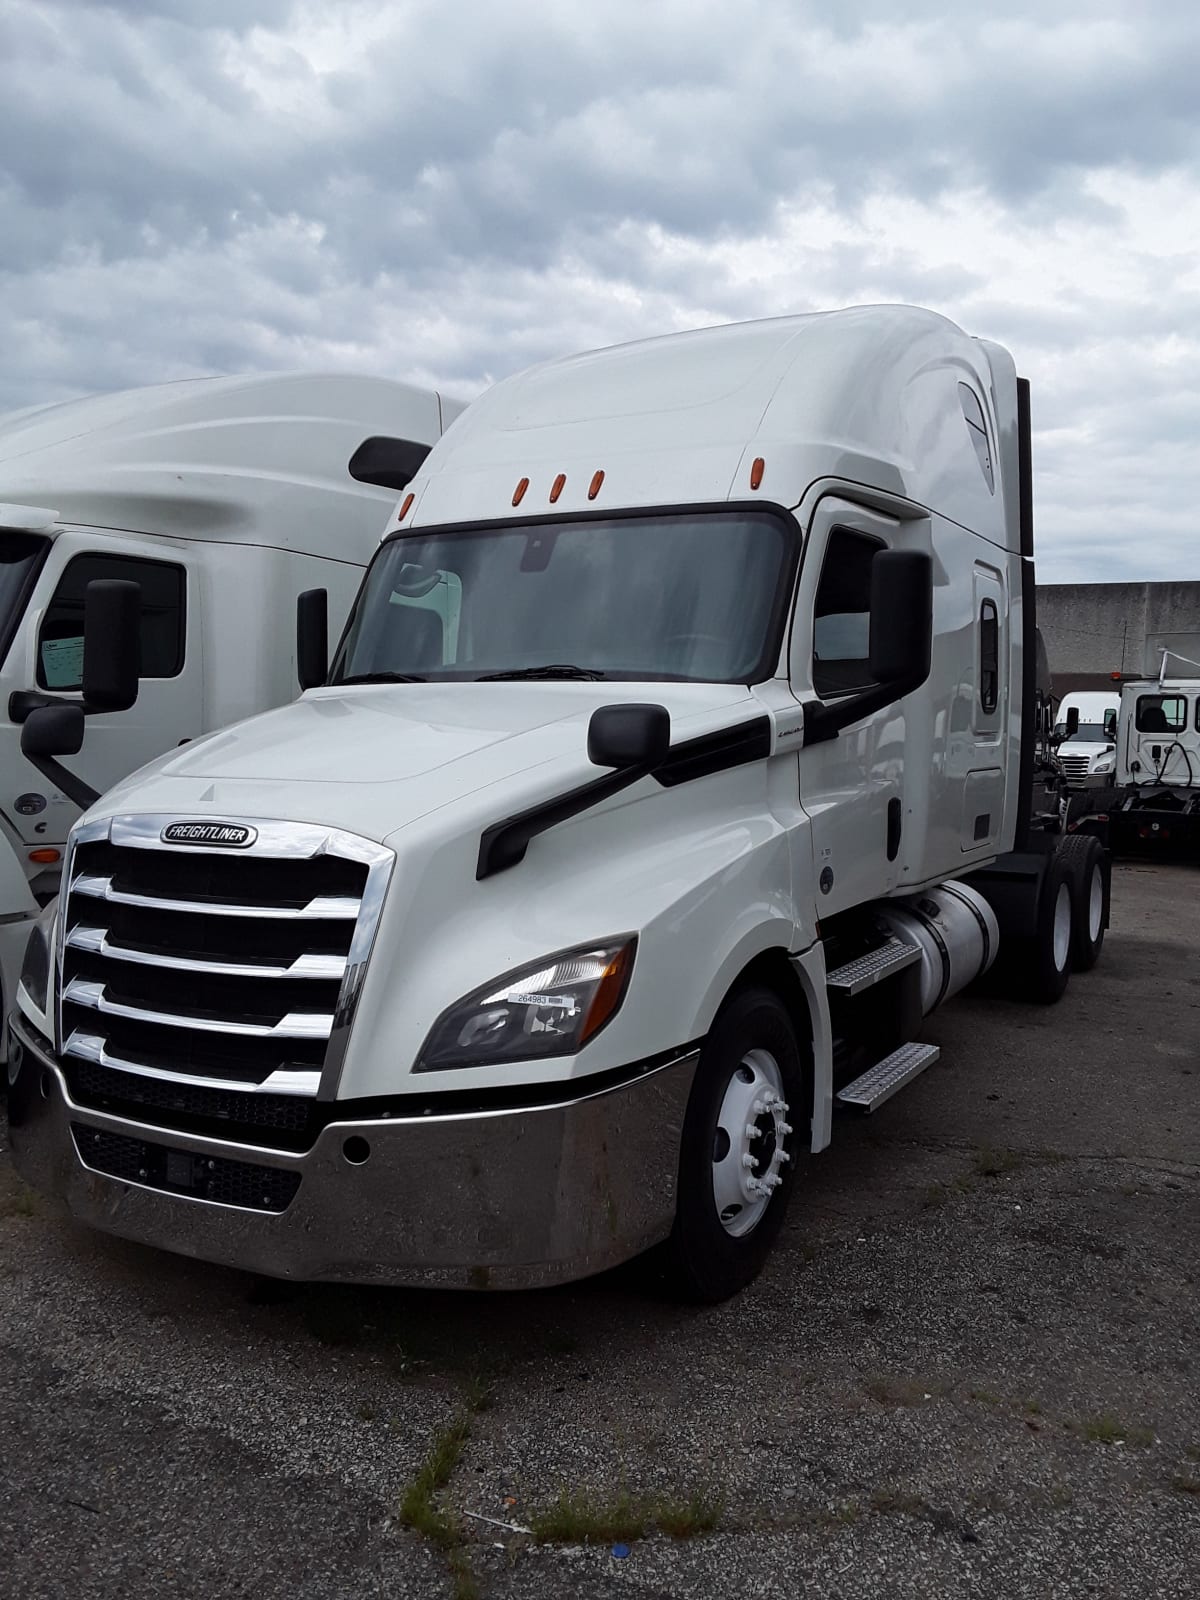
[662,987,807,1302]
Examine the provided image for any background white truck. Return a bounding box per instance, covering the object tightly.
[1052,689,1120,787]
[1100,633,1200,857]
[8,306,1111,1300]
[0,372,464,1060]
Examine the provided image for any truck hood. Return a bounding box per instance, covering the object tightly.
[91,681,762,846]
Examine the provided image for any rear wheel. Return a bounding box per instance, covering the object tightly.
[663,987,806,1302]
[1017,855,1075,1004]
[1056,833,1108,971]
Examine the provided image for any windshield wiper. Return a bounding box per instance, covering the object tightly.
[477,664,605,681]
[336,671,428,685]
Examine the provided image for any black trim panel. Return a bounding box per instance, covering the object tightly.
[654,716,772,787]
[347,436,431,492]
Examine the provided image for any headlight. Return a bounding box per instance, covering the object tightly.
[18,908,55,1016]
[416,938,636,1072]
[1092,758,1114,774]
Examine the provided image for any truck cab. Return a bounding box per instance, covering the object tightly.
[1052,690,1119,787]
[1106,635,1200,856]
[6,308,1107,1300]
[0,373,464,1057]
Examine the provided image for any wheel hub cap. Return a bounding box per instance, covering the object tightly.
[712,1048,792,1237]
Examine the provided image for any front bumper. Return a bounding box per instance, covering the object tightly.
[5,1012,697,1289]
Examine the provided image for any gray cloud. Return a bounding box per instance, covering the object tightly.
[1,0,1198,579]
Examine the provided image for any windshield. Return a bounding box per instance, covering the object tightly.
[0,532,50,671]
[331,511,795,684]
[1055,722,1113,743]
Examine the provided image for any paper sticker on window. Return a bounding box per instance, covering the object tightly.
[40,635,84,688]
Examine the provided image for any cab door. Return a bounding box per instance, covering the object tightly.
[791,497,927,917]
[5,533,204,845]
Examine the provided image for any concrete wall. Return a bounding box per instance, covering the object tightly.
[1036,582,1200,693]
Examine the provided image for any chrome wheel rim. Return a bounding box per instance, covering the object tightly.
[711,1048,792,1238]
[1053,881,1072,971]
[1088,863,1104,942]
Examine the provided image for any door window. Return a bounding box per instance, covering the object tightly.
[1135,694,1186,734]
[37,554,186,690]
[812,528,885,697]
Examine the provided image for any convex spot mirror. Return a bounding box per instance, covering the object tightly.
[21,701,85,759]
[587,703,671,770]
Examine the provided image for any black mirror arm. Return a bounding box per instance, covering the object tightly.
[802,669,929,747]
[477,761,657,880]
[22,750,100,811]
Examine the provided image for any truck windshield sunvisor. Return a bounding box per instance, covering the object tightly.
[331,508,797,686]
[0,532,51,673]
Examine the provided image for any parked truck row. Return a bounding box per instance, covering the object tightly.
[7,306,1114,1299]
[0,373,464,1062]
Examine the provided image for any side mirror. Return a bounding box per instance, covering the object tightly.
[82,579,142,713]
[1064,706,1079,738]
[21,702,85,758]
[1103,713,1117,738]
[804,549,934,747]
[297,589,329,690]
[868,551,933,686]
[587,703,671,771]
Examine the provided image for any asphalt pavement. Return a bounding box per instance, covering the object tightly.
[2,859,1197,1599]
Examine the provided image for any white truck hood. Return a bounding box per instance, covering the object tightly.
[89,681,762,845]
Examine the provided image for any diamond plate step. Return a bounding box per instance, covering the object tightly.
[826,938,920,996]
[835,1042,941,1113]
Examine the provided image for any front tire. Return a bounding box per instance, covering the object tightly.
[663,987,807,1302]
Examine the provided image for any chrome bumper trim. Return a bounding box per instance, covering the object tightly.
[6,1014,697,1290]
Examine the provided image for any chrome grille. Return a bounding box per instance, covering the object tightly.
[57,816,392,1145]
[1058,755,1091,784]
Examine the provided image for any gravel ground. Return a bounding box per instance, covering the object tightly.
[2,859,1197,1599]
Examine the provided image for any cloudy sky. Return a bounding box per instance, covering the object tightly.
[2,0,1197,582]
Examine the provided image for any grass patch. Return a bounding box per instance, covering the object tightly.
[870,1486,929,1517]
[529,1486,722,1545]
[922,1174,974,1209]
[975,1146,1022,1179]
[399,1415,471,1547]
[0,1184,36,1220]
[1068,1414,1154,1447]
[969,1388,1002,1406]
[864,1375,943,1407]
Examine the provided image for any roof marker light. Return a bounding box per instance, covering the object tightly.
[398,492,415,520]
[750,457,765,490]
[549,473,566,504]
[513,477,529,507]
[588,470,604,501]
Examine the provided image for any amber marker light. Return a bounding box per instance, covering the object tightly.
[588,470,605,500]
[398,492,414,520]
[512,477,529,507]
[549,473,566,503]
[750,456,765,490]
[29,849,60,865]
[579,941,636,1045]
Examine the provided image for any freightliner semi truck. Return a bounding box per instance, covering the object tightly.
[0,373,463,1063]
[6,307,1111,1300]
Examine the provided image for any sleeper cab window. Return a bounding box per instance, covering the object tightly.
[812,527,885,697]
[37,554,186,691]
[979,599,999,713]
[1134,694,1186,734]
[958,384,994,493]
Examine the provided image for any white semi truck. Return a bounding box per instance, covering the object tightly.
[0,373,463,1062]
[7,308,1110,1300]
[1102,635,1200,858]
[1052,690,1120,788]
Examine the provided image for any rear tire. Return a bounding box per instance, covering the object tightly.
[1055,833,1108,971]
[662,987,807,1302]
[1016,855,1075,1004]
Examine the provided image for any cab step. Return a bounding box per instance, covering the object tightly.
[835,1042,941,1113]
[826,938,920,996]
